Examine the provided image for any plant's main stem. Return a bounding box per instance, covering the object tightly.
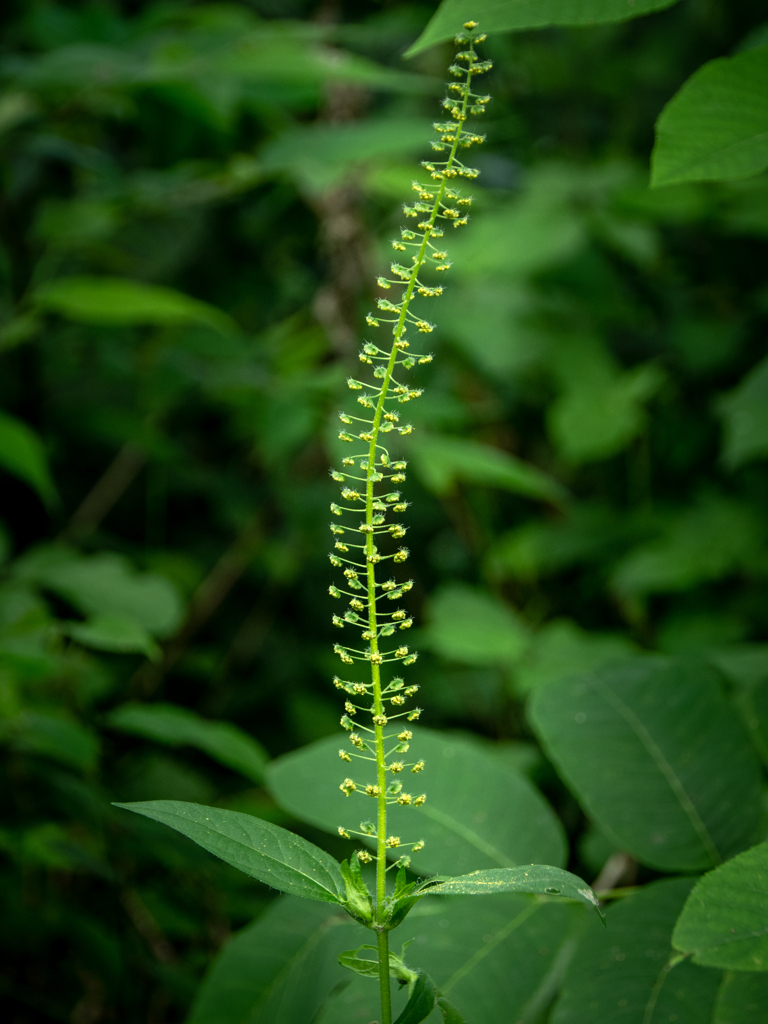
[363,62,473,1024]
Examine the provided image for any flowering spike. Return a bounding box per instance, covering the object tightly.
[327,23,491,935]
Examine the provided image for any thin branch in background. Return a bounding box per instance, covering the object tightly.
[62,442,146,540]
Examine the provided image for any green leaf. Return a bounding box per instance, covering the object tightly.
[113,801,344,904]
[610,495,764,600]
[34,276,238,335]
[410,434,566,504]
[436,997,467,1024]
[12,712,100,773]
[338,943,417,985]
[266,728,567,876]
[424,584,529,666]
[322,894,582,1023]
[529,657,762,871]
[672,842,768,971]
[553,878,721,1024]
[0,411,58,508]
[405,0,681,58]
[393,971,437,1024]
[713,971,768,1023]
[717,355,768,469]
[15,545,184,638]
[421,865,603,918]
[187,896,354,1024]
[548,336,663,465]
[106,702,268,783]
[651,46,768,186]
[66,613,161,660]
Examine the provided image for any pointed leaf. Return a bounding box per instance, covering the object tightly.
[672,842,768,971]
[406,0,682,58]
[113,800,343,904]
[421,865,603,918]
[106,702,268,783]
[393,971,437,1024]
[34,275,238,335]
[652,46,768,187]
[0,411,58,508]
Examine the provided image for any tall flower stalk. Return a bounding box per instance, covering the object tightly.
[328,22,491,1022]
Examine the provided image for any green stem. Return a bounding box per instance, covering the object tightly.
[363,51,474,1024]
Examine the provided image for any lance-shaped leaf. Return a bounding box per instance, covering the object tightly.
[672,841,768,971]
[419,865,603,919]
[113,801,343,904]
[394,971,438,1024]
[405,0,682,58]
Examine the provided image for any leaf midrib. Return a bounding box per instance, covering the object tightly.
[419,804,515,868]
[589,677,721,866]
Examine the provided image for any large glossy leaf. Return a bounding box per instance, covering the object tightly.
[106,702,268,783]
[717,355,768,469]
[410,434,566,504]
[422,865,601,918]
[406,0,681,57]
[652,46,768,186]
[552,878,721,1024]
[186,896,354,1024]
[34,276,238,335]
[0,411,58,508]
[672,842,768,971]
[529,657,762,871]
[266,729,567,876]
[113,801,344,904]
[322,895,582,1023]
[424,584,529,666]
[713,971,768,1024]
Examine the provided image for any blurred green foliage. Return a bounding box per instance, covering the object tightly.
[2,1,768,1022]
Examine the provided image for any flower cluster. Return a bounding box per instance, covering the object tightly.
[328,22,490,871]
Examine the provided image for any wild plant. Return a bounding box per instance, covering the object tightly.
[114,23,601,1024]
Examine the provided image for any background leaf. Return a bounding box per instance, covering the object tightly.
[651,46,768,186]
[672,842,768,971]
[424,584,529,665]
[529,657,762,871]
[34,276,238,335]
[113,801,344,904]
[0,412,58,508]
[552,878,721,1024]
[406,0,681,57]
[713,971,768,1024]
[107,702,268,783]
[267,729,567,875]
[716,355,768,469]
[186,896,354,1024]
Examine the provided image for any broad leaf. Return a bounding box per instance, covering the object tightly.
[406,0,681,58]
[113,801,344,904]
[552,878,721,1024]
[652,46,768,186]
[717,355,768,469]
[67,613,160,660]
[13,712,100,773]
[424,584,529,665]
[187,896,355,1024]
[107,702,268,783]
[421,865,602,918]
[713,971,768,1024]
[322,894,582,1023]
[672,842,768,971]
[411,434,566,504]
[0,411,58,508]
[266,728,567,876]
[15,545,183,638]
[34,275,238,335]
[393,971,437,1024]
[529,657,762,871]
